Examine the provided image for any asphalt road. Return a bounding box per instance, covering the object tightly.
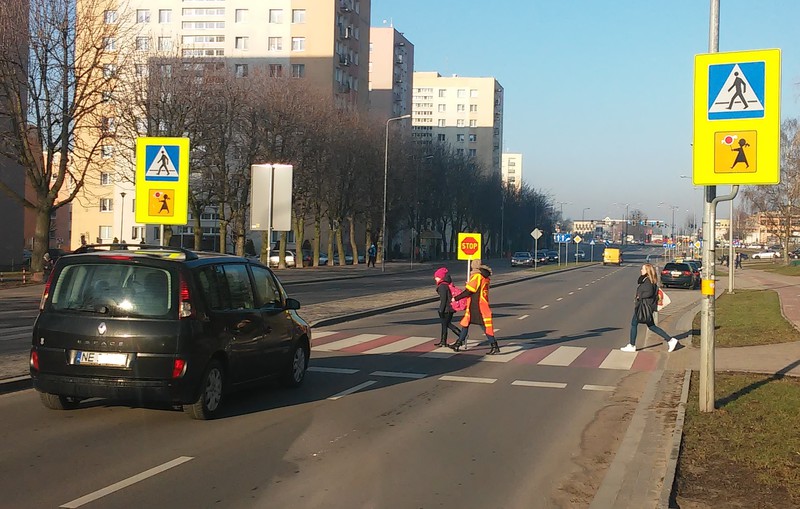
[0,253,680,508]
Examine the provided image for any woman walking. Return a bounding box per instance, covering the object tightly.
[621,263,678,352]
[451,260,500,355]
[433,267,461,347]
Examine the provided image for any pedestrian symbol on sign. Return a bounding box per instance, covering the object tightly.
[144,145,180,181]
[708,62,765,120]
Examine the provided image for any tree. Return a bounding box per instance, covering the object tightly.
[0,0,136,275]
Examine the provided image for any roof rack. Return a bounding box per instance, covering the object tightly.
[72,244,199,261]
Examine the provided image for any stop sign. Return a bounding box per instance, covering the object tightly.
[461,236,479,256]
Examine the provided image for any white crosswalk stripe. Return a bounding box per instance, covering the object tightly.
[365,336,431,354]
[538,346,586,366]
[315,333,384,352]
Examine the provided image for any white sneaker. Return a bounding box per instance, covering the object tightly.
[620,344,636,352]
[668,338,678,352]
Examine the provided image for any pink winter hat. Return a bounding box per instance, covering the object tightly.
[434,267,448,280]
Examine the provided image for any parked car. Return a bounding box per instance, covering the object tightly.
[30,245,311,419]
[511,251,534,267]
[660,262,698,289]
[788,250,800,260]
[534,250,549,264]
[269,250,296,268]
[751,250,781,259]
[574,250,586,260]
[685,261,701,282]
[302,249,328,266]
[546,250,559,263]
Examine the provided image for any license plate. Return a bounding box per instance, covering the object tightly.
[75,351,128,367]
[671,271,681,276]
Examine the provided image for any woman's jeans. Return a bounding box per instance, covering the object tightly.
[630,311,670,345]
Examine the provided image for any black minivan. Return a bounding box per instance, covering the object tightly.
[30,245,312,419]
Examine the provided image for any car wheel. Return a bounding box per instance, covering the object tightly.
[184,360,224,420]
[39,392,81,410]
[283,341,309,388]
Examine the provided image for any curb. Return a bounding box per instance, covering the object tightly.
[0,375,32,395]
[659,369,691,508]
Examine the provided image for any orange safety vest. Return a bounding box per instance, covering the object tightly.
[460,272,494,336]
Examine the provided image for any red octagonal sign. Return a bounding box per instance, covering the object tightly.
[461,236,479,256]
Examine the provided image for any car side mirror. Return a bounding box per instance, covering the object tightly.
[285,297,301,310]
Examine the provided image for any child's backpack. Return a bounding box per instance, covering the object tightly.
[447,282,468,312]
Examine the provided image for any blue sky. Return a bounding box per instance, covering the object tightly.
[371,1,800,228]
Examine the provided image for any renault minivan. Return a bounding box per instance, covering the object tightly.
[30,245,311,419]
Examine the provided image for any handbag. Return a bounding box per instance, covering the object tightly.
[636,299,654,324]
[657,288,671,311]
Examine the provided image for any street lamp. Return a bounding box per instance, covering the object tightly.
[582,207,590,221]
[119,192,127,242]
[382,114,412,273]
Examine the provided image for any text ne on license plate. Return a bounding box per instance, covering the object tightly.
[76,351,128,367]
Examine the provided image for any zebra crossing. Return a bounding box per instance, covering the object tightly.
[312,330,658,372]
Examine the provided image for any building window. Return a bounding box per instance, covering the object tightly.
[100,172,111,185]
[159,64,172,77]
[158,37,172,52]
[470,104,478,112]
[468,149,477,157]
[438,89,446,97]
[456,134,465,142]
[269,64,283,77]
[268,37,282,51]
[457,104,465,112]
[102,90,114,103]
[135,64,148,77]
[103,37,116,51]
[135,37,150,51]
[291,37,305,51]
[269,9,283,23]
[456,148,464,155]
[457,89,466,98]
[469,119,477,127]
[438,119,446,127]
[99,198,113,212]
[457,119,465,127]
[438,104,446,112]
[101,145,114,159]
[437,134,446,142]
[104,10,117,24]
[291,64,305,78]
[235,37,248,50]
[235,9,247,22]
[101,117,115,132]
[469,134,477,142]
[235,64,248,78]
[292,9,306,23]
[470,89,478,97]
[136,9,150,23]
[136,119,147,134]
[102,64,116,78]
[158,9,171,23]
[99,226,112,240]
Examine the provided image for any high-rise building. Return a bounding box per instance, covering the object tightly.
[71,0,371,250]
[502,152,523,190]
[368,26,413,121]
[411,72,503,176]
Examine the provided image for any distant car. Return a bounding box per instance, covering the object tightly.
[546,250,559,262]
[534,250,549,264]
[511,251,534,267]
[269,250,296,267]
[661,262,698,289]
[685,261,701,282]
[574,250,586,260]
[788,250,800,260]
[751,250,781,259]
[302,249,328,266]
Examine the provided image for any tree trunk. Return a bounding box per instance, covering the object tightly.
[365,218,372,258]
[327,220,335,266]
[295,216,306,268]
[31,206,52,279]
[260,231,270,265]
[164,226,173,247]
[278,231,287,269]
[219,221,228,254]
[193,213,202,250]
[314,215,322,267]
[348,215,359,265]
[336,223,346,267]
[377,225,384,265]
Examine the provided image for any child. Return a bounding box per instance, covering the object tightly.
[433,267,462,347]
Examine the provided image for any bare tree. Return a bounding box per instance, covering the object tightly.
[0,0,135,274]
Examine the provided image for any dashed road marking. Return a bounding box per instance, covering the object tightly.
[583,384,615,392]
[370,370,426,379]
[439,375,496,384]
[518,314,529,320]
[541,305,549,309]
[328,380,377,400]
[556,297,563,301]
[569,291,575,295]
[308,367,359,374]
[511,380,567,389]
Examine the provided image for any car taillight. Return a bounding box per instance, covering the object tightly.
[39,268,56,311]
[30,349,39,371]
[682,271,691,276]
[172,358,187,378]
[179,275,194,319]
[661,270,669,275]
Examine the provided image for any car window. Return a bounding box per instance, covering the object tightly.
[664,263,688,271]
[250,265,282,307]
[222,264,255,310]
[196,265,228,311]
[50,263,173,317]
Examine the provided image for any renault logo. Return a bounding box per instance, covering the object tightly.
[98,322,107,335]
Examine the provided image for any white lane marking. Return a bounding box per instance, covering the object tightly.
[556,297,564,301]
[60,456,194,508]
[541,305,549,309]
[599,350,637,370]
[569,291,574,295]
[315,334,384,352]
[439,375,496,384]
[328,380,377,400]
[480,345,526,363]
[0,332,31,341]
[539,346,586,366]
[583,384,615,392]
[578,287,583,290]
[420,346,457,358]
[365,336,431,354]
[311,330,340,339]
[370,371,426,379]
[308,367,359,374]
[518,314,530,320]
[494,328,501,333]
[511,380,567,389]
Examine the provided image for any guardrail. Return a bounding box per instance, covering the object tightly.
[0,269,29,283]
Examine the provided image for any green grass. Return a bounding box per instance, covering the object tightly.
[691,289,800,347]
[677,372,800,507]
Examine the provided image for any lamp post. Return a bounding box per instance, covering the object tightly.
[382,114,412,273]
[557,201,569,265]
[582,207,590,221]
[119,192,127,242]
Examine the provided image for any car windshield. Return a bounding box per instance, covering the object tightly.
[513,252,530,257]
[49,263,174,318]
[664,263,689,271]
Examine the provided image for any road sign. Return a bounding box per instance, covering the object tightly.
[692,49,780,185]
[574,235,582,244]
[553,233,571,243]
[531,228,542,240]
[457,232,482,260]
[135,137,190,225]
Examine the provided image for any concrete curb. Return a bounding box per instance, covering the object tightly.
[0,375,32,395]
[659,369,692,509]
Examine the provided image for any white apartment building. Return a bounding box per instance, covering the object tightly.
[368,26,413,121]
[71,0,370,250]
[411,72,504,176]
[501,152,522,190]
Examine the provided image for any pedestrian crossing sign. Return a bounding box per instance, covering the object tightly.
[692,49,780,185]
[135,137,190,225]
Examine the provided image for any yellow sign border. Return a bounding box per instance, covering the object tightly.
[692,49,780,186]
[457,232,482,261]
[135,137,190,225]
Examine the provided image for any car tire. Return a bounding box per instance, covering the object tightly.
[184,360,224,420]
[39,392,81,410]
[283,341,309,388]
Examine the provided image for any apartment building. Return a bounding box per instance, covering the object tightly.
[501,152,522,190]
[411,72,504,177]
[71,0,371,250]
[368,26,413,121]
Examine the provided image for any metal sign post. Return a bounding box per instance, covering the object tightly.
[531,229,542,270]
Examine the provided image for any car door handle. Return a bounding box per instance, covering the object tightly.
[235,320,252,331]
